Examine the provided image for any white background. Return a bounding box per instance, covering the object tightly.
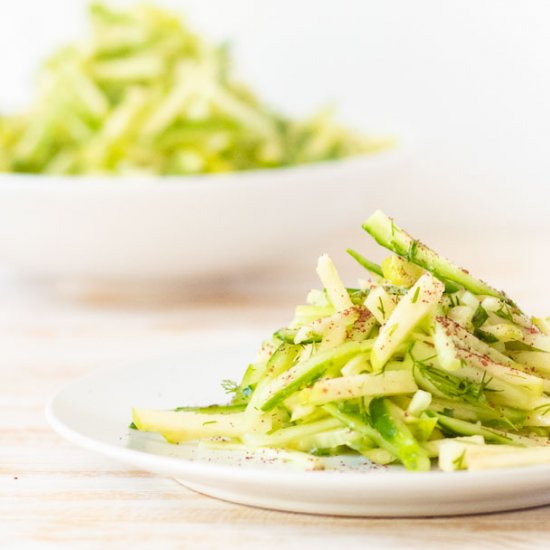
[1,0,550,230]
[0,0,550,252]
[1,0,549,317]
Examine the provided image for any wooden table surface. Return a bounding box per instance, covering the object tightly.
[2,260,550,549]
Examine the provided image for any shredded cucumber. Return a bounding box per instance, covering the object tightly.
[0,3,390,175]
[132,211,550,472]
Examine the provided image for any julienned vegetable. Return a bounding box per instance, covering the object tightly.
[0,2,389,176]
[132,210,550,472]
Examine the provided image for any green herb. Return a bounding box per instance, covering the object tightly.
[474,329,499,344]
[381,285,409,296]
[221,379,239,394]
[478,371,499,394]
[449,293,460,307]
[388,323,399,336]
[472,305,489,329]
[274,327,324,344]
[175,403,246,413]
[415,363,493,404]
[411,286,421,304]
[377,297,386,319]
[495,305,514,322]
[310,447,338,457]
[346,249,383,277]
[407,240,419,262]
[535,403,550,416]
[347,288,370,305]
[442,279,461,293]
[452,449,467,469]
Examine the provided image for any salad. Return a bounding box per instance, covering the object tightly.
[132,211,550,472]
[0,3,388,176]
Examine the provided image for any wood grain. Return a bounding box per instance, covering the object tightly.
[1,273,550,549]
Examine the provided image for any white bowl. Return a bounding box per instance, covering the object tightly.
[0,151,405,282]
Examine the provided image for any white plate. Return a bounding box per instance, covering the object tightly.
[0,151,406,282]
[47,330,550,517]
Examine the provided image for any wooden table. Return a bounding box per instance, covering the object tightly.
[2,263,550,549]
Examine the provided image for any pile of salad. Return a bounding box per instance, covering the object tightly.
[0,2,387,176]
[132,211,550,472]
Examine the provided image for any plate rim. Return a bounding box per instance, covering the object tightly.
[46,357,550,491]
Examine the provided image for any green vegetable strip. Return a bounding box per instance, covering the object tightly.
[435,414,517,445]
[264,343,303,380]
[362,210,515,305]
[369,398,431,471]
[322,403,391,455]
[273,328,321,345]
[175,404,246,414]
[244,418,342,448]
[259,340,374,411]
[346,248,383,276]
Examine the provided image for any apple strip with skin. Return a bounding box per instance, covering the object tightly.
[371,274,445,371]
[258,340,375,412]
[132,409,269,444]
[439,440,550,472]
[482,323,550,353]
[303,369,417,405]
[508,351,550,378]
[362,210,513,304]
[316,254,353,312]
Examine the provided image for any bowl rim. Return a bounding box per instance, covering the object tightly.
[0,147,405,192]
